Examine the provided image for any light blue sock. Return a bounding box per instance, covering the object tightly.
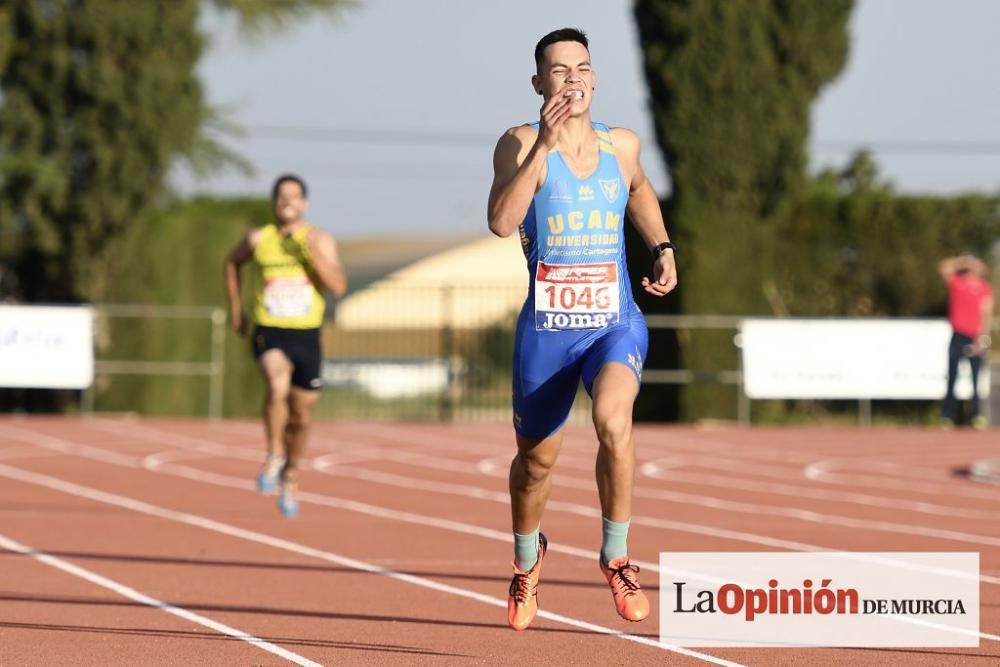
[514,528,540,571]
[601,517,630,564]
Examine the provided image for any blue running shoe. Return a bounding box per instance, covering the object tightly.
[256,454,285,495]
[278,485,299,518]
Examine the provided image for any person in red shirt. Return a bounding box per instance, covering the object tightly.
[938,254,994,429]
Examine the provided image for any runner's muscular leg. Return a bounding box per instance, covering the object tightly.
[510,429,564,534]
[591,362,640,522]
[283,387,319,484]
[258,349,293,459]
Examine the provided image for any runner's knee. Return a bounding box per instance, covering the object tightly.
[517,448,557,485]
[266,382,291,405]
[287,407,312,431]
[594,410,632,456]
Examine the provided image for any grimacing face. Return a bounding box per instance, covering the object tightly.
[532,40,595,114]
[273,181,308,224]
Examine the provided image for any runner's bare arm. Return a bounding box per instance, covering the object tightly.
[488,92,577,237]
[306,229,348,298]
[612,128,677,296]
[487,126,547,238]
[224,229,260,334]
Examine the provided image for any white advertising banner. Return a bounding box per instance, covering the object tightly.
[740,319,988,400]
[0,306,94,389]
[661,552,979,648]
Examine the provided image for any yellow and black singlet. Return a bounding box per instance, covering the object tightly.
[250,224,325,329]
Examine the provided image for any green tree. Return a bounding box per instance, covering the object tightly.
[0,0,349,303]
[631,0,853,419]
[0,6,12,71]
[0,2,204,301]
[0,0,349,413]
[760,153,999,424]
[635,0,853,215]
[772,152,1000,319]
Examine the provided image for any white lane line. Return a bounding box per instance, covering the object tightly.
[332,436,1000,508]
[641,459,1000,521]
[362,423,821,464]
[13,421,1000,588]
[153,420,1000,509]
[319,465,999,590]
[0,423,967,587]
[287,421,1000,508]
[75,421,1000,584]
[12,423,1000,642]
[117,425,928,556]
[0,446,59,462]
[3,427,551,569]
[0,463,744,667]
[710,457,1000,501]
[629,428,996,461]
[277,422,596,468]
[315,444,1000,549]
[476,458,501,475]
[897,615,1000,643]
[803,459,1000,498]
[158,440,1000,601]
[4,431,139,467]
[287,421,996,473]
[142,449,218,469]
[450,424,1000,484]
[0,531,321,667]
[126,420,1000,546]
[308,448,391,471]
[339,442,1000,528]
[854,460,977,481]
[162,455,676,570]
[803,459,976,482]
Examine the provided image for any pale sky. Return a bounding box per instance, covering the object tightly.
[176,0,1000,239]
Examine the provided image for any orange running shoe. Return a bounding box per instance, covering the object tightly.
[507,533,548,631]
[600,556,649,621]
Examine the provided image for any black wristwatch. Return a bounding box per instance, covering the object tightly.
[651,241,676,260]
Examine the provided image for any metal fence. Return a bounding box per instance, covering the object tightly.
[85,304,226,418]
[84,292,999,425]
[315,282,531,422]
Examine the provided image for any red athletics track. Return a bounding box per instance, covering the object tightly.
[0,417,997,666]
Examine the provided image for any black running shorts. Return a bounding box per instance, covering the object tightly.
[252,326,323,390]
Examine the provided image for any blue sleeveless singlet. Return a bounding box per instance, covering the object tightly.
[511,122,648,438]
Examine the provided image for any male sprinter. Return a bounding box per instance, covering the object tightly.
[224,175,347,517]
[487,28,677,630]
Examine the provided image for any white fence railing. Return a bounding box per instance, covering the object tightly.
[3,302,995,425]
[83,304,227,419]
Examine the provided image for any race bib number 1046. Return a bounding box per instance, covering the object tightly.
[534,262,620,331]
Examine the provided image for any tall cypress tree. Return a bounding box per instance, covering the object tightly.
[634,0,853,312]
[636,1,852,217]
[632,0,853,418]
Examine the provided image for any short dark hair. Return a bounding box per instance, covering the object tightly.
[534,28,589,70]
[271,174,307,201]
